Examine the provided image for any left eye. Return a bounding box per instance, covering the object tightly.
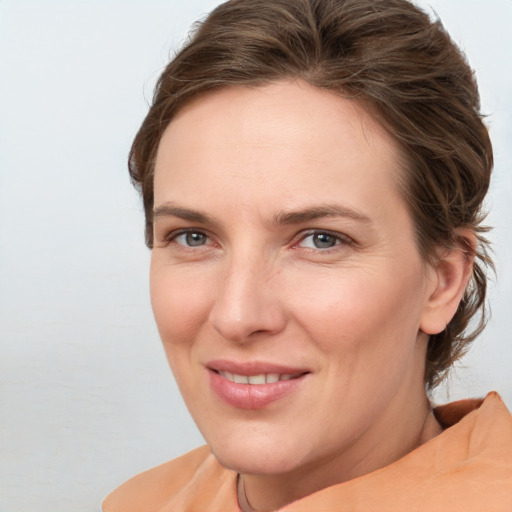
[174,231,209,247]
[299,232,342,249]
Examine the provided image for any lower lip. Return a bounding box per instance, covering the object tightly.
[209,370,307,410]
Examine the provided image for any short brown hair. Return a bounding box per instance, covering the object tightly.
[129,0,493,389]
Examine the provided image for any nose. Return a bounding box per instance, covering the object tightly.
[208,254,287,343]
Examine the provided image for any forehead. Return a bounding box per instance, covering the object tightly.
[153,80,404,220]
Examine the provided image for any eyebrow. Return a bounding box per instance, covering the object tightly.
[152,203,215,224]
[273,204,372,225]
[153,202,371,226]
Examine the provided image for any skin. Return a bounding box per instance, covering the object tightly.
[150,80,471,512]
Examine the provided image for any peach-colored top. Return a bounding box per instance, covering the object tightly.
[103,392,512,512]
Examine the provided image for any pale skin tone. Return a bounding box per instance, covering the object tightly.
[150,80,473,512]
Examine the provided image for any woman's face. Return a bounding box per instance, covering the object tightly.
[150,81,437,479]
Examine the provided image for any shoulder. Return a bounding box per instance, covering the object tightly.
[102,445,212,512]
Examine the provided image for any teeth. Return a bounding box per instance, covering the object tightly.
[248,374,266,385]
[218,371,301,384]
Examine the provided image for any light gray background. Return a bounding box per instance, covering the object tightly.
[0,1,511,511]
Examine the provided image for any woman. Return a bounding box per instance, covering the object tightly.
[104,0,512,510]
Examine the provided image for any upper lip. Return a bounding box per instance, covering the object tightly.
[206,359,310,376]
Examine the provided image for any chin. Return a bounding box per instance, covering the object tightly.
[209,436,304,476]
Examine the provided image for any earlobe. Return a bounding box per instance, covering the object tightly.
[420,230,476,335]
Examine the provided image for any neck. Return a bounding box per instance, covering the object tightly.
[237,380,442,511]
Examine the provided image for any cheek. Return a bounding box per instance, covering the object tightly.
[288,264,426,360]
[150,263,212,350]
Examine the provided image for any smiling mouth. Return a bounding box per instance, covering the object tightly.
[209,366,310,409]
[215,371,307,384]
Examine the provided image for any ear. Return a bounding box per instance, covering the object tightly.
[420,230,476,335]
